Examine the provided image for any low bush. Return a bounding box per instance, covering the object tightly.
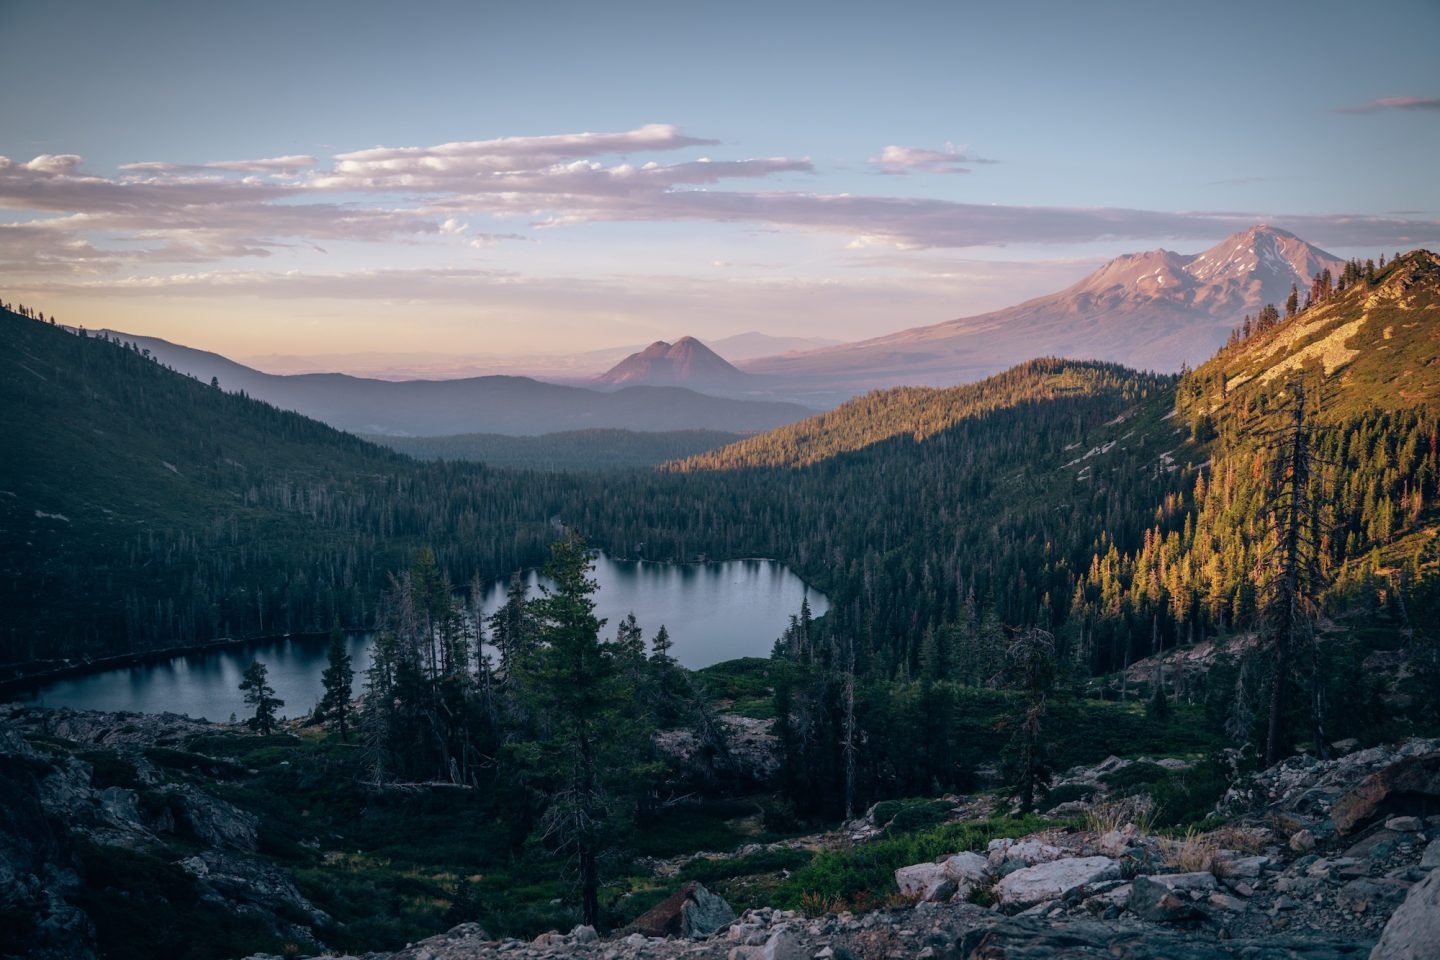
[771,816,1051,912]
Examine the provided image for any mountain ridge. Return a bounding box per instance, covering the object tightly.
[92,330,811,436]
[742,225,1347,394]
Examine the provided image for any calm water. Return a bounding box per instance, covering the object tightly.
[15,555,827,721]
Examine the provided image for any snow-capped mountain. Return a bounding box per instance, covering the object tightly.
[744,226,1346,394]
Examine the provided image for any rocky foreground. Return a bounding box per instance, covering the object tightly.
[4,706,1438,960]
[250,741,1440,960]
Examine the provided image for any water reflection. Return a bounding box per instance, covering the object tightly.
[15,554,826,721]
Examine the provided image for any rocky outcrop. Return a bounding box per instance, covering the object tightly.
[1332,753,1440,835]
[166,783,259,851]
[0,708,329,959]
[1371,868,1440,960]
[1218,738,1440,827]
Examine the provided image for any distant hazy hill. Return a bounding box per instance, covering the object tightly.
[596,336,751,390]
[93,331,812,436]
[743,226,1346,394]
[369,428,743,471]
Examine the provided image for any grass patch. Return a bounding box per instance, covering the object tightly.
[771,816,1051,913]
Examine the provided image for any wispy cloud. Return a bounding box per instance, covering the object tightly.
[868,143,991,175]
[1335,95,1440,114]
[119,155,318,174]
[2,124,1438,284]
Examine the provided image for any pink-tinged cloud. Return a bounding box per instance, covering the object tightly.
[119,155,319,174]
[869,143,990,175]
[330,123,717,177]
[1,124,1438,280]
[1335,95,1440,114]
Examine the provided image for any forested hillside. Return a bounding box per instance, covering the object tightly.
[0,310,560,664]
[1069,251,1440,675]
[370,428,741,470]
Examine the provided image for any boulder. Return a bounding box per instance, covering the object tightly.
[895,862,955,902]
[994,856,1120,908]
[1128,873,1217,923]
[942,852,991,901]
[986,838,1066,868]
[623,881,734,938]
[1371,868,1440,960]
[681,882,736,937]
[1333,752,1440,835]
[1098,825,1140,857]
[1214,854,1271,879]
[1420,841,1440,870]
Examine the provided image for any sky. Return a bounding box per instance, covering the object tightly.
[1,0,1437,366]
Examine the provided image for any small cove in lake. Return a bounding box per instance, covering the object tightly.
[14,554,827,721]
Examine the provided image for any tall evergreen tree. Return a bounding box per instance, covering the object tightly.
[1003,627,1056,813]
[239,660,284,735]
[317,621,355,740]
[518,533,648,929]
[1260,381,1328,766]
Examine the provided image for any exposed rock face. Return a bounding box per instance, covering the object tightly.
[1371,868,1440,960]
[994,856,1121,907]
[654,714,780,784]
[166,783,259,851]
[0,708,329,959]
[1219,738,1440,828]
[1333,753,1440,835]
[0,725,93,960]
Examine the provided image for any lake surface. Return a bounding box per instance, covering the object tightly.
[15,555,827,721]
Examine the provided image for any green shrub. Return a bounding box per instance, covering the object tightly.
[871,798,951,835]
[772,816,1050,911]
[676,847,814,885]
[1100,761,1170,791]
[1041,783,1094,808]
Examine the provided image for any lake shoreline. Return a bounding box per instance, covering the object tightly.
[0,629,345,699]
[6,554,827,716]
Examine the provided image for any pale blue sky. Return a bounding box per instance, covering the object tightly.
[1,0,1437,359]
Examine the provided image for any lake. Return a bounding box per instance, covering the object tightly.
[15,555,827,721]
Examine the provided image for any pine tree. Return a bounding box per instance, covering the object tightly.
[1003,627,1056,814]
[488,571,535,682]
[1260,382,1329,766]
[518,533,646,930]
[239,660,284,735]
[317,621,355,740]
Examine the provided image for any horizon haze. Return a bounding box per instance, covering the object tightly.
[2,0,1438,370]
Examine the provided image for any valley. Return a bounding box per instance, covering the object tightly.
[2,250,1437,960]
